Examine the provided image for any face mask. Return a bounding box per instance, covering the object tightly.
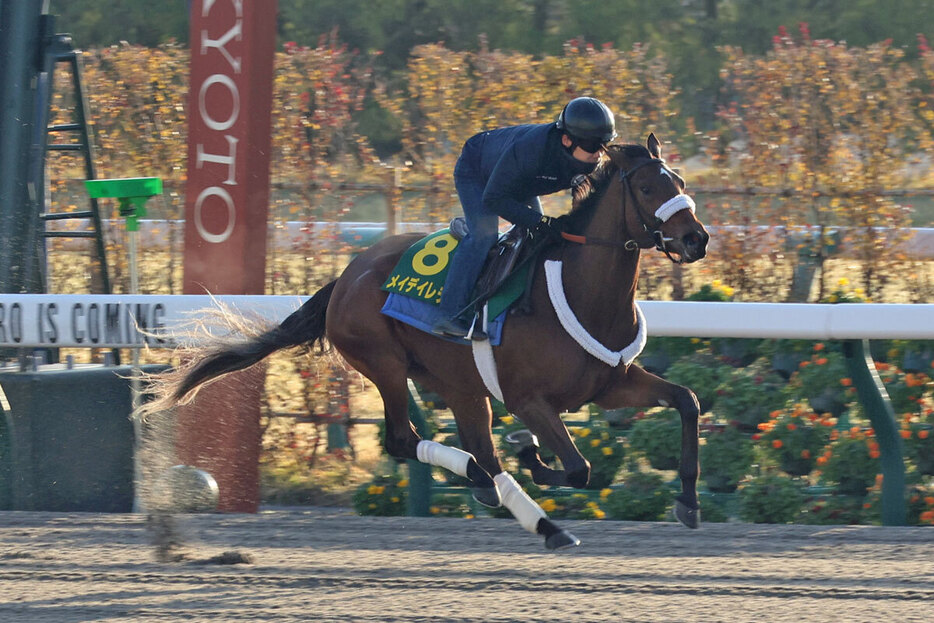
[562,148,599,175]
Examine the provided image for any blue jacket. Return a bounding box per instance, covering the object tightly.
[454,122,597,229]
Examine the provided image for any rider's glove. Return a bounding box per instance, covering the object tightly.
[535,215,569,240]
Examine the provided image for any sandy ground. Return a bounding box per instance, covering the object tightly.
[0,508,931,623]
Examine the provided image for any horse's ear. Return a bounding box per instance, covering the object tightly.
[647,133,661,159]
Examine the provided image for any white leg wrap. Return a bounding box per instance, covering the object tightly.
[494,471,546,534]
[416,440,472,478]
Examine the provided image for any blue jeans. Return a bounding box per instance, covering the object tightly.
[439,173,543,319]
[437,174,500,319]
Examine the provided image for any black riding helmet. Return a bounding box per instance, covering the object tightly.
[556,97,617,152]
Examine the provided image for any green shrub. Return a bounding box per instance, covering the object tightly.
[700,425,755,493]
[713,360,788,431]
[353,473,408,516]
[818,428,880,496]
[738,472,804,523]
[665,353,732,413]
[571,421,625,489]
[604,471,674,521]
[629,411,682,471]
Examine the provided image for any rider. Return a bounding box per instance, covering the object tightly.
[431,96,617,339]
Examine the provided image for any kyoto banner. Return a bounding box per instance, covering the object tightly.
[181,0,278,513]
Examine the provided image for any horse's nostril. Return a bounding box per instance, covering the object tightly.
[682,231,709,249]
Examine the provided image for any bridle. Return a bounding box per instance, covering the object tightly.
[560,157,689,264]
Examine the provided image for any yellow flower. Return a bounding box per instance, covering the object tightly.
[838,277,850,287]
[465,514,474,519]
[576,427,591,437]
[602,447,613,456]
[691,337,701,344]
[590,438,601,447]
[390,497,400,503]
[600,488,612,499]
[500,415,514,425]
[397,479,409,488]
[540,498,557,513]
[367,484,385,496]
[593,509,606,520]
[430,506,440,514]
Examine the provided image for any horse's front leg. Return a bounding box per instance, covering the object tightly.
[512,400,591,489]
[594,363,701,529]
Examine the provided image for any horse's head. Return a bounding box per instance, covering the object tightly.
[602,134,709,263]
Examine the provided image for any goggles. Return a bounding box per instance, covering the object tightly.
[575,139,608,154]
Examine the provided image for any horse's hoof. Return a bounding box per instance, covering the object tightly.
[545,529,581,551]
[471,486,502,508]
[674,498,701,529]
[504,429,539,453]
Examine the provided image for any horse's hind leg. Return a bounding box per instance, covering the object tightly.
[344,351,501,504]
[415,389,578,550]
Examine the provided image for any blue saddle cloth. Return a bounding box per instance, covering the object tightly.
[381,293,507,346]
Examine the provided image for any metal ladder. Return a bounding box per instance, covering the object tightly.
[30,25,111,296]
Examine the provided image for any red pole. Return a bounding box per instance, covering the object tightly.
[177,0,278,512]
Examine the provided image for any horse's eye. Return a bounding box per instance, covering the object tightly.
[640,185,651,194]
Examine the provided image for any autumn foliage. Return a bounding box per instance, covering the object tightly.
[47,29,934,302]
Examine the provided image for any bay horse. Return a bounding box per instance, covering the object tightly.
[145,134,710,549]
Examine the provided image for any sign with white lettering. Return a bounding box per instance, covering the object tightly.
[182,0,277,295]
[0,294,306,348]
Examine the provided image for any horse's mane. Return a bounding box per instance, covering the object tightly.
[565,144,651,232]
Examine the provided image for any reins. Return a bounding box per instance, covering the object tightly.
[560,157,686,264]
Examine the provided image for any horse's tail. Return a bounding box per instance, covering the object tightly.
[141,280,337,416]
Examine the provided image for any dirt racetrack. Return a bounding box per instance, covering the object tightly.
[0,507,931,622]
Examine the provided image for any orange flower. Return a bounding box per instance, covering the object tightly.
[814,343,825,351]
[800,449,811,459]
[900,429,912,439]
[772,439,783,449]
[840,378,852,387]
[817,456,828,465]
[925,497,934,506]
[869,450,880,459]
[787,423,797,431]
[799,360,810,368]
[751,433,761,441]
[769,410,782,419]
[920,510,934,523]
[815,357,829,366]
[863,503,872,510]
[919,430,930,440]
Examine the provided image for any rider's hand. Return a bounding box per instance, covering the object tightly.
[535,215,569,239]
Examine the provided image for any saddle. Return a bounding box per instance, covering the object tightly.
[448,217,545,317]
